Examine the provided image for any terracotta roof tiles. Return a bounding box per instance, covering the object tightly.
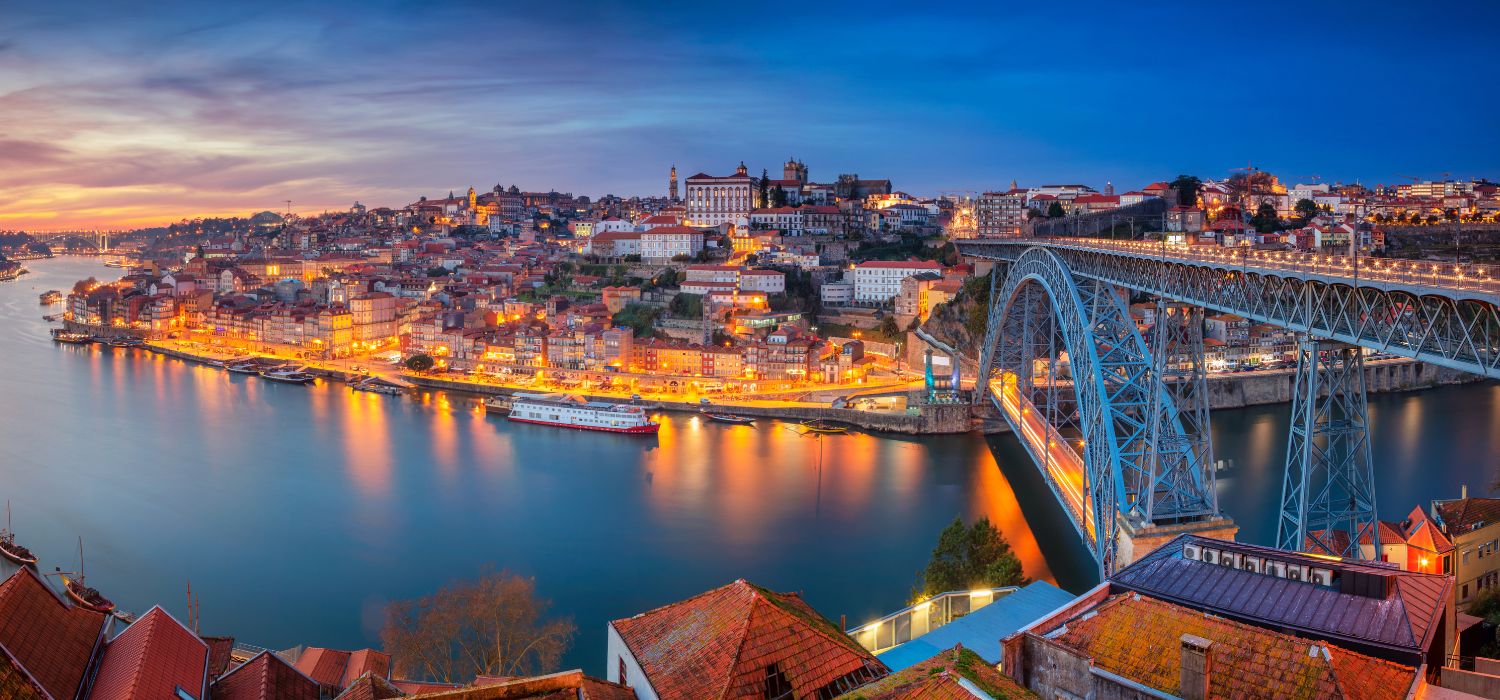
[609,579,886,700]
[832,645,1034,699]
[209,650,320,700]
[89,606,210,700]
[405,670,634,700]
[1055,594,1415,699]
[0,567,109,700]
[202,636,236,679]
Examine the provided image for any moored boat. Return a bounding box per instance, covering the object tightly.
[705,412,755,425]
[0,503,38,568]
[39,290,62,304]
[800,420,848,435]
[507,393,659,434]
[261,367,316,384]
[225,360,263,374]
[350,377,405,395]
[51,329,93,344]
[58,538,114,613]
[61,575,115,613]
[105,336,144,348]
[483,395,513,414]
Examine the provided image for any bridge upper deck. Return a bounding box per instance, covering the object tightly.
[960,237,1500,305]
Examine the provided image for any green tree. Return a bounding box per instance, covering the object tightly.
[1046,201,1065,218]
[1170,174,1202,208]
[1250,202,1280,233]
[1294,198,1319,221]
[669,292,703,319]
[878,315,900,339]
[917,517,1026,599]
[611,304,661,338]
[759,168,770,207]
[405,354,435,371]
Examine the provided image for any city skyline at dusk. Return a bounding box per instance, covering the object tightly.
[4,0,1499,229]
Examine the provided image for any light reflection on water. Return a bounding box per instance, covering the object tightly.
[3,257,1496,673]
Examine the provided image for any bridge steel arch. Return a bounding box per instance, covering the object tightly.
[962,239,1500,379]
[978,247,1216,575]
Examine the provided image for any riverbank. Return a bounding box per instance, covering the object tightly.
[113,335,1494,435]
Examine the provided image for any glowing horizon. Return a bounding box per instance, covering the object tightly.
[3,1,1497,231]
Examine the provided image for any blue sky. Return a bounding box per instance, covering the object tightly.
[1,0,1496,227]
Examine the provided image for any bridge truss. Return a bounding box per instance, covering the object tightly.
[978,248,1217,574]
[959,238,1485,573]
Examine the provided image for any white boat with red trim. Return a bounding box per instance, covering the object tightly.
[507,393,659,434]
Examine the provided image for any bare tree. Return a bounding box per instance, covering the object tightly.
[381,570,575,683]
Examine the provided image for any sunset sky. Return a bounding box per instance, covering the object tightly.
[3,1,1497,230]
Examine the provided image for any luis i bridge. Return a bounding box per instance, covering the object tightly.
[958,236,1500,577]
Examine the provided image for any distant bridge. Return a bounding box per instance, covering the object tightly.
[958,237,1499,576]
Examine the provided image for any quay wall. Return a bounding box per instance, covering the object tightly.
[402,374,974,435]
[1202,360,1476,409]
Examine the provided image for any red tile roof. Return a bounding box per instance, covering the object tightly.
[335,672,406,700]
[292,646,391,692]
[609,579,886,700]
[832,645,1033,699]
[0,567,108,700]
[209,650,320,700]
[405,670,634,700]
[1054,594,1416,699]
[202,636,237,679]
[0,643,48,700]
[390,678,463,695]
[1434,497,1500,537]
[90,606,209,700]
[855,260,942,270]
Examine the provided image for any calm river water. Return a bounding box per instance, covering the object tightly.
[1,256,1496,673]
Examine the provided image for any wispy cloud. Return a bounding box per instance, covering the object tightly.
[0,0,1496,229]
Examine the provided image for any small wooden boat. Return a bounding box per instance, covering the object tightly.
[62,575,115,613]
[800,420,848,435]
[261,367,315,384]
[58,539,114,614]
[41,313,63,322]
[705,413,755,425]
[225,360,262,374]
[51,329,93,344]
[105,337,143,348]
[350,377,404,395]
[0,503,38,568]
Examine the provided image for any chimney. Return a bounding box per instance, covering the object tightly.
[1180,634,1213,700]
[1463,484,1469,499]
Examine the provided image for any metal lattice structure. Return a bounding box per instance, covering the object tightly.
[1147,302,1217,520]
[1276,340,1381,557]
[961,238,1500,379]
[976,248,1216,574]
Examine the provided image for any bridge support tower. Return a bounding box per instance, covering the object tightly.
[1277,339,1380,558]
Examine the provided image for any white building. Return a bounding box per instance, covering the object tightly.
[685,163,756,228]
[852,260,943,303]
[749,207,803,234]
[640,226,706,261]
[594,217,636,234]
[821,280,854,306]
[683,264,739,284]
[739,269,785,294]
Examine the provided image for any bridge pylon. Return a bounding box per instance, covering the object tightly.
[1146,301,1216,521]
[1277,339,1380,558]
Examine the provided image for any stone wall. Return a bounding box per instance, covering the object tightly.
[1204,360,1476,409]
[402,374,976,434]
